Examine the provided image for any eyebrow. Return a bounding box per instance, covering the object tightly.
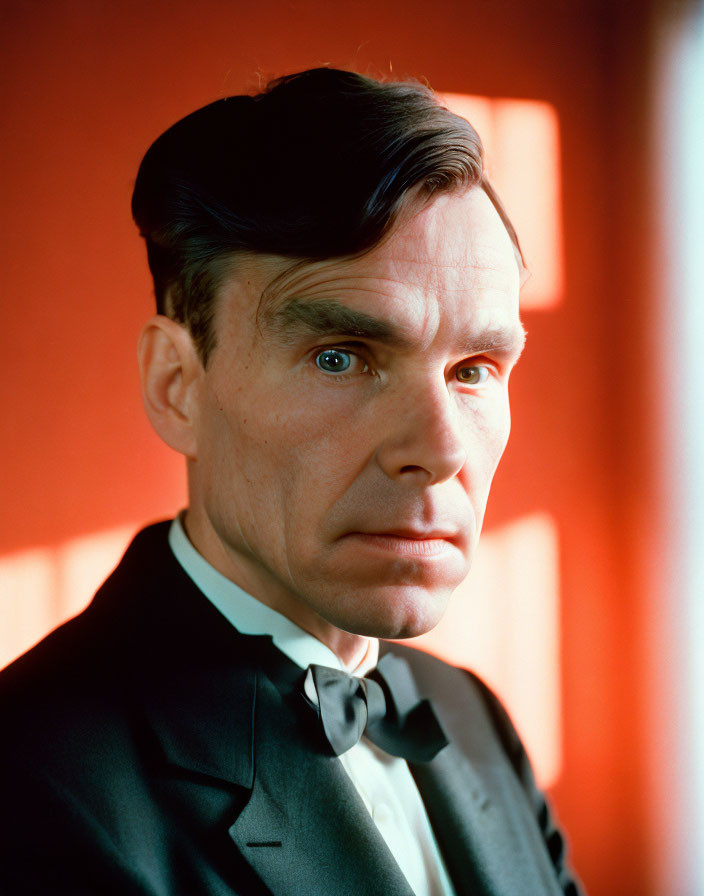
[269,298,396,342]
[268,297,526,358]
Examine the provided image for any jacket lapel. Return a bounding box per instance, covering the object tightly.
[228,668,415,896]
[411,744,558,896]
[140,623,414,896]
[380,644,564,896]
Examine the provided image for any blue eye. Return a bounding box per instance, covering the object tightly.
[457,365,489,385]
[315,349,352,373]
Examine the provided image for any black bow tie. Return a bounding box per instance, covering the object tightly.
[303,652,448,763]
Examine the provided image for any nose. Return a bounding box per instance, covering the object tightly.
[374,381,468,485]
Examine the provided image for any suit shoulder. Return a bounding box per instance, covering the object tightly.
[0,521,171,685]
[0,523,174,765]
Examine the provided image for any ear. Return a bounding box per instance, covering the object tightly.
[137,315,203,459]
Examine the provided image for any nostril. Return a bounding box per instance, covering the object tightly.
[399,465,427,474]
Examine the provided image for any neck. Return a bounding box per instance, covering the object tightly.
[182,508,371,669]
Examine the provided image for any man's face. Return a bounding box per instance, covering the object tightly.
[187,186,524,644]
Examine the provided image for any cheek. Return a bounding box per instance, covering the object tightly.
[462,393,512,492]
[203,380,369,521]
[491,397,512,466]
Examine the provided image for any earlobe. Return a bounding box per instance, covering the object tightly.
[137,315,202,459]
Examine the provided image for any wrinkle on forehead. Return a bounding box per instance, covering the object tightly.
[223,187,522,343]
[258,248,515,328]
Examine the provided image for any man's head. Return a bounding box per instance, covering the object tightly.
[135,68,525,659]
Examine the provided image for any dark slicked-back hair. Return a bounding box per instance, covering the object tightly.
[132,67,522,364]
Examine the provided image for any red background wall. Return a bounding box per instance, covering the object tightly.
[1,2,667,893]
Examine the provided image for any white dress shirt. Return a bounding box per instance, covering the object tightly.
[168,515,456,896]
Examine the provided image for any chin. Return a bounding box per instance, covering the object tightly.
[333,583,454,641]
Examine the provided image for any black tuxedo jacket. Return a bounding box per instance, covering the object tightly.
[0,522,582,895]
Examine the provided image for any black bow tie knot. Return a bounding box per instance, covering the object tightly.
[304,653,448,763]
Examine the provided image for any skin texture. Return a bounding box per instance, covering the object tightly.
[139,186,525,665]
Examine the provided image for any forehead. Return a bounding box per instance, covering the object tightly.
[218,186,521,339]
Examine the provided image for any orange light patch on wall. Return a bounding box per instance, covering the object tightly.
[441,94,564,310]
[0,549,58,672]
[406,513,562,787]
[0,524,137,670]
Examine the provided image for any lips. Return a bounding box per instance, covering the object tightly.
[341,526,465,559]
[363,528,459,540]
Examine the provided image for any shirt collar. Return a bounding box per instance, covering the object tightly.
[168,514,378,676]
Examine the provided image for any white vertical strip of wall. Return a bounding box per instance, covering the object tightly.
[656,4,704,893]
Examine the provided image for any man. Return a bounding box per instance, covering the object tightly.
[0,68,583,895]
